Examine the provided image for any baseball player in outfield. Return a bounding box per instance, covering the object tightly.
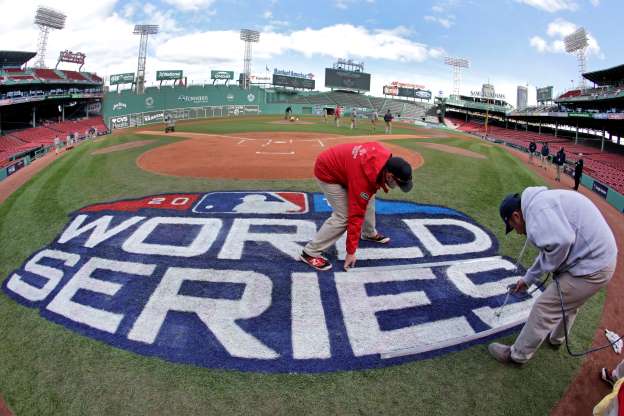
[370,110,379,133]
[350,110,357,129]
[384,110,394,134]
[334,105,342,128]
[300,141,414,271]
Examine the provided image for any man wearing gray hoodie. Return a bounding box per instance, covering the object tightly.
[489,186,618,364]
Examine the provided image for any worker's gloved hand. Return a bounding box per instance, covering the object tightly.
[511,280,528,294]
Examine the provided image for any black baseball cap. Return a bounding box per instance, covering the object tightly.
[386,157,413,192]
[499,193,521,234]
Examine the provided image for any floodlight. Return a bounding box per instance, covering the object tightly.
[134,24,159,35]
[240,29,260,42]
[564,28,588,53]
[444,56,470,69]
[34,6,66,30]
[445,56,471,96]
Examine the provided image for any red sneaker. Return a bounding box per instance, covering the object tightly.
[362,233,390,244]
[300,251,332,271]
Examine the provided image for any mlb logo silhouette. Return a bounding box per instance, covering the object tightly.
[193,191,308,214]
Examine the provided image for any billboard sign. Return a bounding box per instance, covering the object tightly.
[58,50,86,65]
[272,74,315,89]
[536,86,553,103]
[383,85,398,96]
[211,70,234,80]
[325,68,371,91]
[397,87,432,100]
[273,69,314,80]
[592,181,609,199]
[110,73,135,85]
[156,70,183,81]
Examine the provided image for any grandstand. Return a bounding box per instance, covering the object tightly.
[0,50,106,171]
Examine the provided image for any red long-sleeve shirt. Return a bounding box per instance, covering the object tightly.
[314,142,391,255]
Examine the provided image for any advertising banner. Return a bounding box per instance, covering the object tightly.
[6,159,25,177]
[383,85,398,96]
[211,70,234,80]
[325,68,371,91]
[569,112,592,118]
[272,74,315,89]
[536,86,553,102]
[607,113,624,120]
[592,181,609,199]
[156,70,183,81]
[110,115,129,129]
[110,73,135,85]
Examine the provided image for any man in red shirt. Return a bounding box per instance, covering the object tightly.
[300,141,414,271]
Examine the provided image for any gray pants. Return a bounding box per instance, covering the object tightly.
[303,179,376,257]
[510,264,615,363]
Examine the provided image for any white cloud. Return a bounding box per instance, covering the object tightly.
[424,15,454,28]
[157,24,444,67]
[529,36,548,52]
[546,18,577,37]
[515,0,578,12]
[263,10,273,19]
[334,0,373,9]
[529,18,601,57]
[589,0,599,5]
[162,0,216,11]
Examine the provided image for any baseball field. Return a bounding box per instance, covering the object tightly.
[0,116,619,415]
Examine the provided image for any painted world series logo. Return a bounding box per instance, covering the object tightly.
[2,191,540,373]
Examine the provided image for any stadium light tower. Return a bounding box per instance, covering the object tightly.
[133,24,159,95]
[444,56,470,97]
[240,29,260,90]
[34,7,66,68]
[564,27,589,90]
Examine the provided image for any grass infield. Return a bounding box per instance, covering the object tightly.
[0,116,604,415]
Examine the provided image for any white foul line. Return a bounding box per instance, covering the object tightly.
[261,139,272,147]
[318,139,325,147]
[256,151,296,155]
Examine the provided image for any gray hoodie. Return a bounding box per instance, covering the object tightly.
[521,186,618,286]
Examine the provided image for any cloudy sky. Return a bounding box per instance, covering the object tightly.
[0,0,620,105]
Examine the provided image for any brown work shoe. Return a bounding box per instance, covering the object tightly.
[362,233,391,244]
[488,343,523,365]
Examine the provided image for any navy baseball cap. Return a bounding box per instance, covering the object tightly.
[499,193,521,234]
[386,157,413,192]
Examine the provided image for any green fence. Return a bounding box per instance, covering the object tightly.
[103,85,306,129]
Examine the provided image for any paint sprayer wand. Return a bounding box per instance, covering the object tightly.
[495,238,529,319]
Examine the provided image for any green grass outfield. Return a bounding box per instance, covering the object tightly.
[0,116,604,415]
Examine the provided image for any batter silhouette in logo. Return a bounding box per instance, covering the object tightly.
[233,194,301,214]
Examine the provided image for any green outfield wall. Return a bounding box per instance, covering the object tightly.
[103,85,308,129]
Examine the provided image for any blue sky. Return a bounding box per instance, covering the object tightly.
[1,0,621,105]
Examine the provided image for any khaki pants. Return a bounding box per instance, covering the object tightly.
[511,265,615,363]
[303,179,377,257]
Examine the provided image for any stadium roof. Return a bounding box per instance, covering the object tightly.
[583,64,624,85]
[0,51,36,68]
